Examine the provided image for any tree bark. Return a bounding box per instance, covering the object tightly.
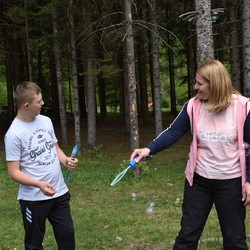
[70,14,82,155]
[124,0,139,149]
[122,42,130,134]
[184,0,196,98]
[97,46,107,123]
[195,0,214,66]
[136,2,149,124]
[86,56,97,147]
[52,6,68,145]
[1,0,22,122]
[242,0,250,96]
[229,0,241,92]
[149,0,163,136]
[24,0,33,81]
[165,1,177,115]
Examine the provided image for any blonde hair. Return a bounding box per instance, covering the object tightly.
[197,58,238,112]
[15,81,41,109]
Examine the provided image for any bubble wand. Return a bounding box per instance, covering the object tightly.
[65,145,78,182]
[110,156,138,186]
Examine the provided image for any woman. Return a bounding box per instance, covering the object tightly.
[131,58,250,249]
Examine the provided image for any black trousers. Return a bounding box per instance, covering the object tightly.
[20,192,75,250]
[173,174,247,250]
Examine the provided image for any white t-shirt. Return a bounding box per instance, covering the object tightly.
[5,115,68,201]
[195,97,241,179]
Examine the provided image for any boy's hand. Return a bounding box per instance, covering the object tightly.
[38,181,57,196]
[65,157,78,172]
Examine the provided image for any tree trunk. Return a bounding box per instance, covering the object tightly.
[70,14,82,155]
[48,47,60,121]
[77,48,87,119]
[1,0,22,122]
[168,39,177,115]
[24,0,33,81]
[97,45,107,123]
[122,42,130,134]
[242,0,250,97]
[149,0,163,136]
[229,0,241,92]
[82,2,97,147]
[195,0,214,66]
[124,0,139,149]
[165,2,177,115]
[136,3,149,124]
[52,7,68,145]
[184,0,196,98]
[86,56,97,147]
[37,49,43,89]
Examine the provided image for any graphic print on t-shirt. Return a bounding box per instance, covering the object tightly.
[28,127,57,166]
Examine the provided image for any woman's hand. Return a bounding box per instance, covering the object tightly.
[243,182,250,205]
[130,148,151,163]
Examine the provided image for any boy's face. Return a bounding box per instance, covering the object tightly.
[25,92,44,117]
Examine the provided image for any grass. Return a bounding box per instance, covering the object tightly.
[1,115,250,249]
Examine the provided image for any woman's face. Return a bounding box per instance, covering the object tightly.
[194,73,210,101]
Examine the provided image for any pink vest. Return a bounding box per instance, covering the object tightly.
[186,95,249,189]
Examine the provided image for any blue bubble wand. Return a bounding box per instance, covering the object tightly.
[110,156,138,186]
[65,145,78,182]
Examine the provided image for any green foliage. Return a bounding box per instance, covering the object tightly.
[159,41,189,110]
[87,144,105,159]
[0,0,194,117]
[118,158,151,178]
[0,81,7,107]
[91,57,122,80]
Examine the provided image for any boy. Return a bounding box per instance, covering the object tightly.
[5,81,78,250]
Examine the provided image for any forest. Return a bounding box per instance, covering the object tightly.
[0,0,250,153]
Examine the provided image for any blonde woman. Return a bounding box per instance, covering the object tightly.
[131,59,250,249]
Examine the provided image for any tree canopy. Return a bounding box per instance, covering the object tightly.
[0,0,249,148]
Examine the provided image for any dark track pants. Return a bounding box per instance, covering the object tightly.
[20,192,75,250]
[173,174,247,250]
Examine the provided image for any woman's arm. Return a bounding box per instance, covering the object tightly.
[147,102,191,154]
[243,111,250,205]
[244,112,250,183]
[130,102,191,162]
